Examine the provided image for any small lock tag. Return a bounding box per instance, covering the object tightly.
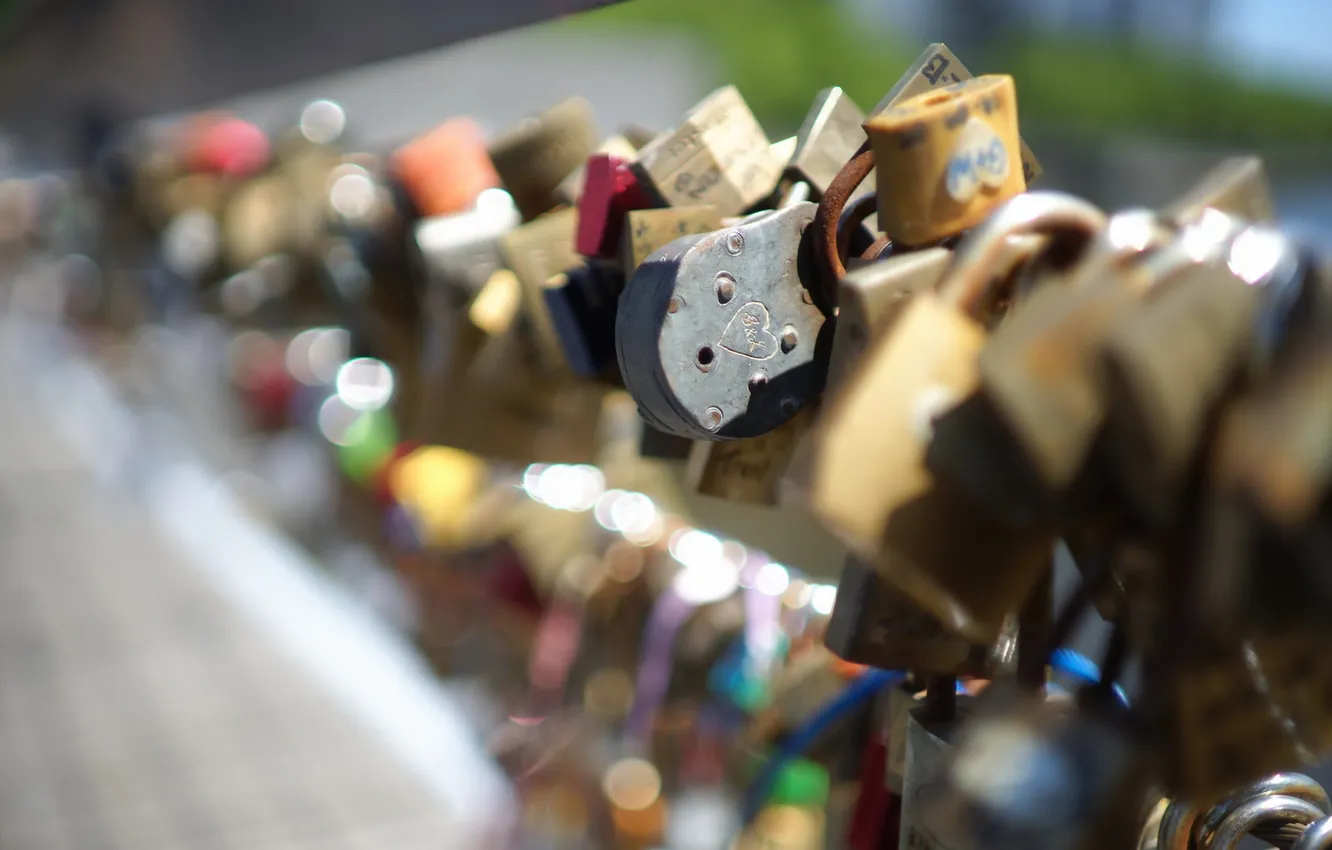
[616,202,828,441]
[390,117,501,218]
[791,192,1104,641]
[865,75,1027,247]
[620,205,724,275]
[575,153,656,259]
[488,97,599,221]
[413,188,521,296]
[630,85,783,216]
[872,43,1042,186]
[788,87,872,200]
[497,207,583,375]
[684,404,815,505]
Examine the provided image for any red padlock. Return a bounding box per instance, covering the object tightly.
[575,153,654,259]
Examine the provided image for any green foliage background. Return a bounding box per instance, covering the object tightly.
[562,0,1332,147]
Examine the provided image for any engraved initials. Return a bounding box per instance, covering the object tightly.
[719,301,779,361]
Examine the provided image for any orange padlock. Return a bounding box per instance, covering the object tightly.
[391,117,500,218]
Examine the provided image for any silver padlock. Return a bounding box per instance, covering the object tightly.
[616,201,828,440]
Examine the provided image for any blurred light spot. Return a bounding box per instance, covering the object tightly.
[783,578,811,610]
[670,528,722,571]
[329,164,377,223]
[1181,207,1238,262]
[308,328,349,385]
[335,357,394,411]
[602,758,661,812]
[755,562,790,597]
[317,395,361,446]
[162,208,219,280]
[300,99,347,145]
[529,464,605,511]
[220,269,265,317]
[810,584,837,616]
[1105,210,1157,253]
[1229,226,1287,285]
[721,539,748,570]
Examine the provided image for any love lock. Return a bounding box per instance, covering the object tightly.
[616,201,829,440]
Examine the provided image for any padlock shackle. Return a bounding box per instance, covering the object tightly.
[939,191,1106,314]
[810,140,875,308]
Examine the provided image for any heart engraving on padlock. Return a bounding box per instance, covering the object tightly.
[945,118,1010,203]
[719,301,779,360]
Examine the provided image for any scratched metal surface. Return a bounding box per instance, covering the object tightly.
[0,345,496,850]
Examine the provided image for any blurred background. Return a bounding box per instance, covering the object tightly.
[0,1,1329,849]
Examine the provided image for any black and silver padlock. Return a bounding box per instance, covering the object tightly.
[616,201,828,440]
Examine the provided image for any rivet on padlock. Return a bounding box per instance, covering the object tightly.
[616,201,828,441]
[792,191,1106,641]
[630,86,783,217]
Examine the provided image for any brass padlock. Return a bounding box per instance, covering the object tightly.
[1102,223,1310,528]
[620,205,723,274]
[683,405,815,505]
[787,87,871,200]
[866,75,1027,248]
[926,210,1176,527]
[488,97,598,221]
[790,191,1105,641]
[629,85,783,216]
[497,207,583,374]
[824,556,1015,676]
[871,43,1042,186]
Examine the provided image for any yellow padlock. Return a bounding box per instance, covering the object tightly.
[789,191,1106,641]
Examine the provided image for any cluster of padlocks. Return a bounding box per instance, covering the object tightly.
[5,36,1332,850]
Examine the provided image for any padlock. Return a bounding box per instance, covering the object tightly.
[390,116,500,218]
[544,258,624,379]
[790,191,1105,641]
[865,75,1027,248]
[620,205,724,275]
[629,85,783,216]
[683,404,815,505]
[1101,223,1312,529]
[871,43,1042,186]
[787,87,871,200]
[556,133,639,205]
[616,201,828,441]
[1161,156,1275,226]
[826,248,953,391]
[497,207,583,374]
[575,153,656,259]
[925,211,1176,528]
[824,556,1015,677]
[220,175,294,272]
[919,688,1150,850]
[413,188,522,296]
[488,97,598,221]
